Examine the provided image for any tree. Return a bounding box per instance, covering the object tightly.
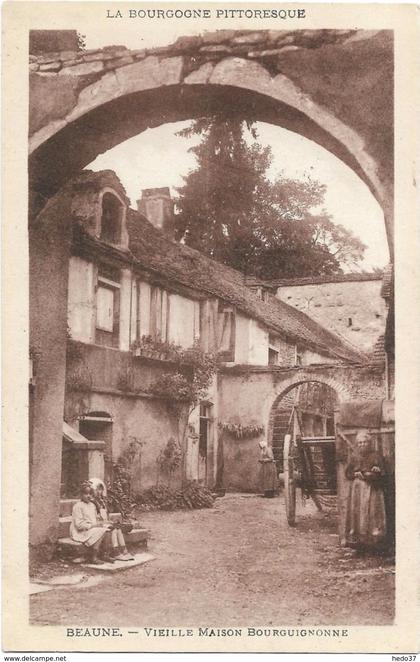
[175,117,366,279]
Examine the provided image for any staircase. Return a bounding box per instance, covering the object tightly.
[58,499,149,557]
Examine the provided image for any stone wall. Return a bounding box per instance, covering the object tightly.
[65,342,188,492]
[276,277,386,353]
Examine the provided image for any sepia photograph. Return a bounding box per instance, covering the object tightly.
[2,1,419,654]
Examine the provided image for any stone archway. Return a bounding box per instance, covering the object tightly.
[267,379,342,472]
[29,29,393,248]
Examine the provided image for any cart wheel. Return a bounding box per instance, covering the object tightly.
[283,434,296,526]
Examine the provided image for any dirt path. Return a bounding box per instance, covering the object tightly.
[30,494,394,626]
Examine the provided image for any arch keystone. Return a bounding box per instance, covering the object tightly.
[209,57,271,92]
[114,55,184,95]
[184,62,214,85]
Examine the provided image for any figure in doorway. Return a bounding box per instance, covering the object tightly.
[258,440,278,498]
[345,431,387,550]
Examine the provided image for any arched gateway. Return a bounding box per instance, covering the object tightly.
[29,29,393,248]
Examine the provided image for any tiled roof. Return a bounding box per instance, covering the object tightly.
[380,264,393,300]
[65,170,366,364]
[125,210,365,363]
[371,334,386,364]
[270,272,384,287]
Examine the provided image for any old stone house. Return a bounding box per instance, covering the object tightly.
[29,169,389,550]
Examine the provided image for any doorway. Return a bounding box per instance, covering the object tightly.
[78,411,114,482]
[198,403,212,484]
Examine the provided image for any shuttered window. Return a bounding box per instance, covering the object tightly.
[218,302,235,362]
[95,269,120,348]
[96,286,114,332]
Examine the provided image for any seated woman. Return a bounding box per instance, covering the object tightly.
[70,483,111,564]
[89,478,134,561]
[345,430,387,551]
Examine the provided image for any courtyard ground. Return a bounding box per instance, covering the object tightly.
[30,493,394,626]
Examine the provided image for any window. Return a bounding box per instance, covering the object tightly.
[268,334,280,365]
[100,192,123,244]
[217,302,235,362]
[150,286,169,342]
[95,267,120,348]
[252,286,268,301]
[295,346,303,366]
[96,286,114,332]
[348,317,353,327]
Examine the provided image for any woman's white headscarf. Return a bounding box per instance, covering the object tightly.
[89,477,107,496]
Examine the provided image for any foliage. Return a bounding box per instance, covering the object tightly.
[218,422,264,439]
[174,116,366,279]
[131,335,184,361]
[157,437,183,485]
[135,481,214,511]
[148,342,218,486]
[149,341,218,414]
[106,464,133,519]
[106,439,144,517]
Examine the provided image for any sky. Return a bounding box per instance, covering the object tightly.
[88,121,389,270]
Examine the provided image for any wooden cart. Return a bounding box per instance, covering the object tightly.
[283,400,395,531]
[283,432,336,525]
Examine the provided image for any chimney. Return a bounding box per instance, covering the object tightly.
[137,187,174,239]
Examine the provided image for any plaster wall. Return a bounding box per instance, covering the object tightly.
[67,256,95,343]
[217,372,269,492]
[301,348,336,366]
[249,320,269,365]
[168,293,199,348]
[65,390,180,493]
[276,279,386,352]
[235,313,250,364]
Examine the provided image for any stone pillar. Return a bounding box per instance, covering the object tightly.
[29,192,73,556]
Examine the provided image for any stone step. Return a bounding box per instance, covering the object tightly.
[58,528,150,557]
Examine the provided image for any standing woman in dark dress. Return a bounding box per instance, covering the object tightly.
[258,441,277,498]
[345,431,387,550]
